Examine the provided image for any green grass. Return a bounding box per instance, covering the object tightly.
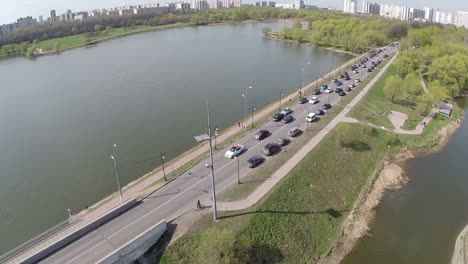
[349,62,429,131]
[36,24,190,52]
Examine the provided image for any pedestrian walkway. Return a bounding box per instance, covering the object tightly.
[217,53,398,211]
[451,224,468,264]
[388,110,435,135]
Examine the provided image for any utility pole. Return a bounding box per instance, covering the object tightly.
[236,156,240,184]
[251,106,256,129]
[160,152,167,181]
[206,102,218,221]
[214,128,218,150]
[110,144,123,204]
[279,92,284,111]
[306,108,309,131]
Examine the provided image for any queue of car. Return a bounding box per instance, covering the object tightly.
[225,45,392,170]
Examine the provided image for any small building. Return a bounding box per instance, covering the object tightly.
[439,103,453,117]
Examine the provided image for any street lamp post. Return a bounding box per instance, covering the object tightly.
[235,156,240,184]
[214,128,219,150]
[110,144,123,204]
[241,86,252,131]
[306,108,310,131]
[279,92,284,111]
[251,106,256,129]
[206,102,218,221]
[160,152,167,181]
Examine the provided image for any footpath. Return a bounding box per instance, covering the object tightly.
[217,52,398,211]
[451,224,468,264]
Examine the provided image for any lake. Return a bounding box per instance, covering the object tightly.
[0,22,352,254]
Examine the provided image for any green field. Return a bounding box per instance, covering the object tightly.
[36,24,190,52]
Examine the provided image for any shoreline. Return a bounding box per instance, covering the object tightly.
[321,113,464,264]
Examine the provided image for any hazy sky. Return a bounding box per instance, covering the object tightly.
[2,0,468,24]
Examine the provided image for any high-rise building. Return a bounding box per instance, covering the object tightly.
[362,1,380,15]
[380,4,409,20]
[210,0,220,9]
[409,8,425,20]
[232,0,242,8]
[50,10,57,22]
[435,10,454,24]
[221,0,230,8]
[38,15,44,22]
[343,0,357,14]
[16,17,37,28]
[455,11,468,28]
[424,7,434,22]
[192,0,209,10]
[294,0,304,9]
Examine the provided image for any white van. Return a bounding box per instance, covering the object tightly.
[306,113,317,122]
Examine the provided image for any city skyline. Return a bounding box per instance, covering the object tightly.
[2,0,468,24]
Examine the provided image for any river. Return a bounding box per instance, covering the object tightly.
[342,97,468,264]
[0,22,352,254]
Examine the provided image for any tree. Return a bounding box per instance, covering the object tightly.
[292,21,302,29]
[404,73,423,100]
[94,25,102,32]
[262,26,272,36]
[383,75,403,103]
[53,41,60,50]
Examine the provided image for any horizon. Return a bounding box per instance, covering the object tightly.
[1,0,468,25]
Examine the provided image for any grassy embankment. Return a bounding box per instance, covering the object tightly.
[35,23,190,52]
[156,55,462,263]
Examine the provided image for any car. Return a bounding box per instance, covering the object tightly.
[332,78,338,83]
[367,68,372,72]
[254,129,269,140]
[288,127,301,137]
[272,113,285,122]
[247,155,265,168]
[353,70,359,74]
[344,76,351,81]
[282,114,293,123]
[355,78,361,83]
[348,83,356,88]
[315,109,325,116]
[278,137,289,146]
[309,96,319,104]
[306,112,318,122]
[339,91,346,96]
[336,81,343,86]
[335,88,343,93]
[321,84,328,90]
[325,88,334,94]
[224,145,245,159]
[339,74,345,79]
[345,87,352,92]
[280,107,292,115]
[298,97,308,104]
[312,89,321,95]
[263,143,280,156]
[362,64,367,68]
[323,103,332,110]
[384,54,389,58]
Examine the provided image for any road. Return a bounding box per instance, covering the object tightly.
[37,47,395,264]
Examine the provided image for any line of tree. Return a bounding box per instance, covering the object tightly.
[0,7,348,58]
[383,25,468,113]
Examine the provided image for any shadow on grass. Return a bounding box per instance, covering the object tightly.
[220,208,348,220]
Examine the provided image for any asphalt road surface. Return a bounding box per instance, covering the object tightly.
[38,46,395,264]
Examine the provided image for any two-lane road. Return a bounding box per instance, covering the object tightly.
[38,47,395,264]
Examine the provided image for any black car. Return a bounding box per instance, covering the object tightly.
[336,81,343,86]
[367,68,372,72]
[247,155,265,168]
[282,114,293,124]
[344,76,351,81]
[263,143,280,156]
[312,89,321,95]
[335,88,343,93]
[345,87,351,92]
[323,103,332,110]
[272,113,284,122]
[254,130,269,140]
[339,91,346,96]
[298,97,308,104]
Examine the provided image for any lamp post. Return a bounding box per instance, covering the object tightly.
[251,106,256,129]
[241,86,253,131]
[279,92,284,111]
[206,102,218,221]
[306,108,310,131]
[214,128,219,150]
[160,152,167,181]
[235,156,240,184]
[110,144,123,204]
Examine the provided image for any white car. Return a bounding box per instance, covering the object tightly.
[355,78,361,83]
[309,96,319,104]
[224,145,245,159]
[325,88,334,94]
[306,113,318,122]
[280,107,292,115]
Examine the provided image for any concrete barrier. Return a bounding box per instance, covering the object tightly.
[19,199,139,264]
[98,220,167,264]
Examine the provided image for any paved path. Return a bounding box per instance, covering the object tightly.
[419,75,429,93]
[388,110,436,135]
[217,51,398,211]
[451,224,468,264]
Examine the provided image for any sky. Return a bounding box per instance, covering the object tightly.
[2,0,468,25]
